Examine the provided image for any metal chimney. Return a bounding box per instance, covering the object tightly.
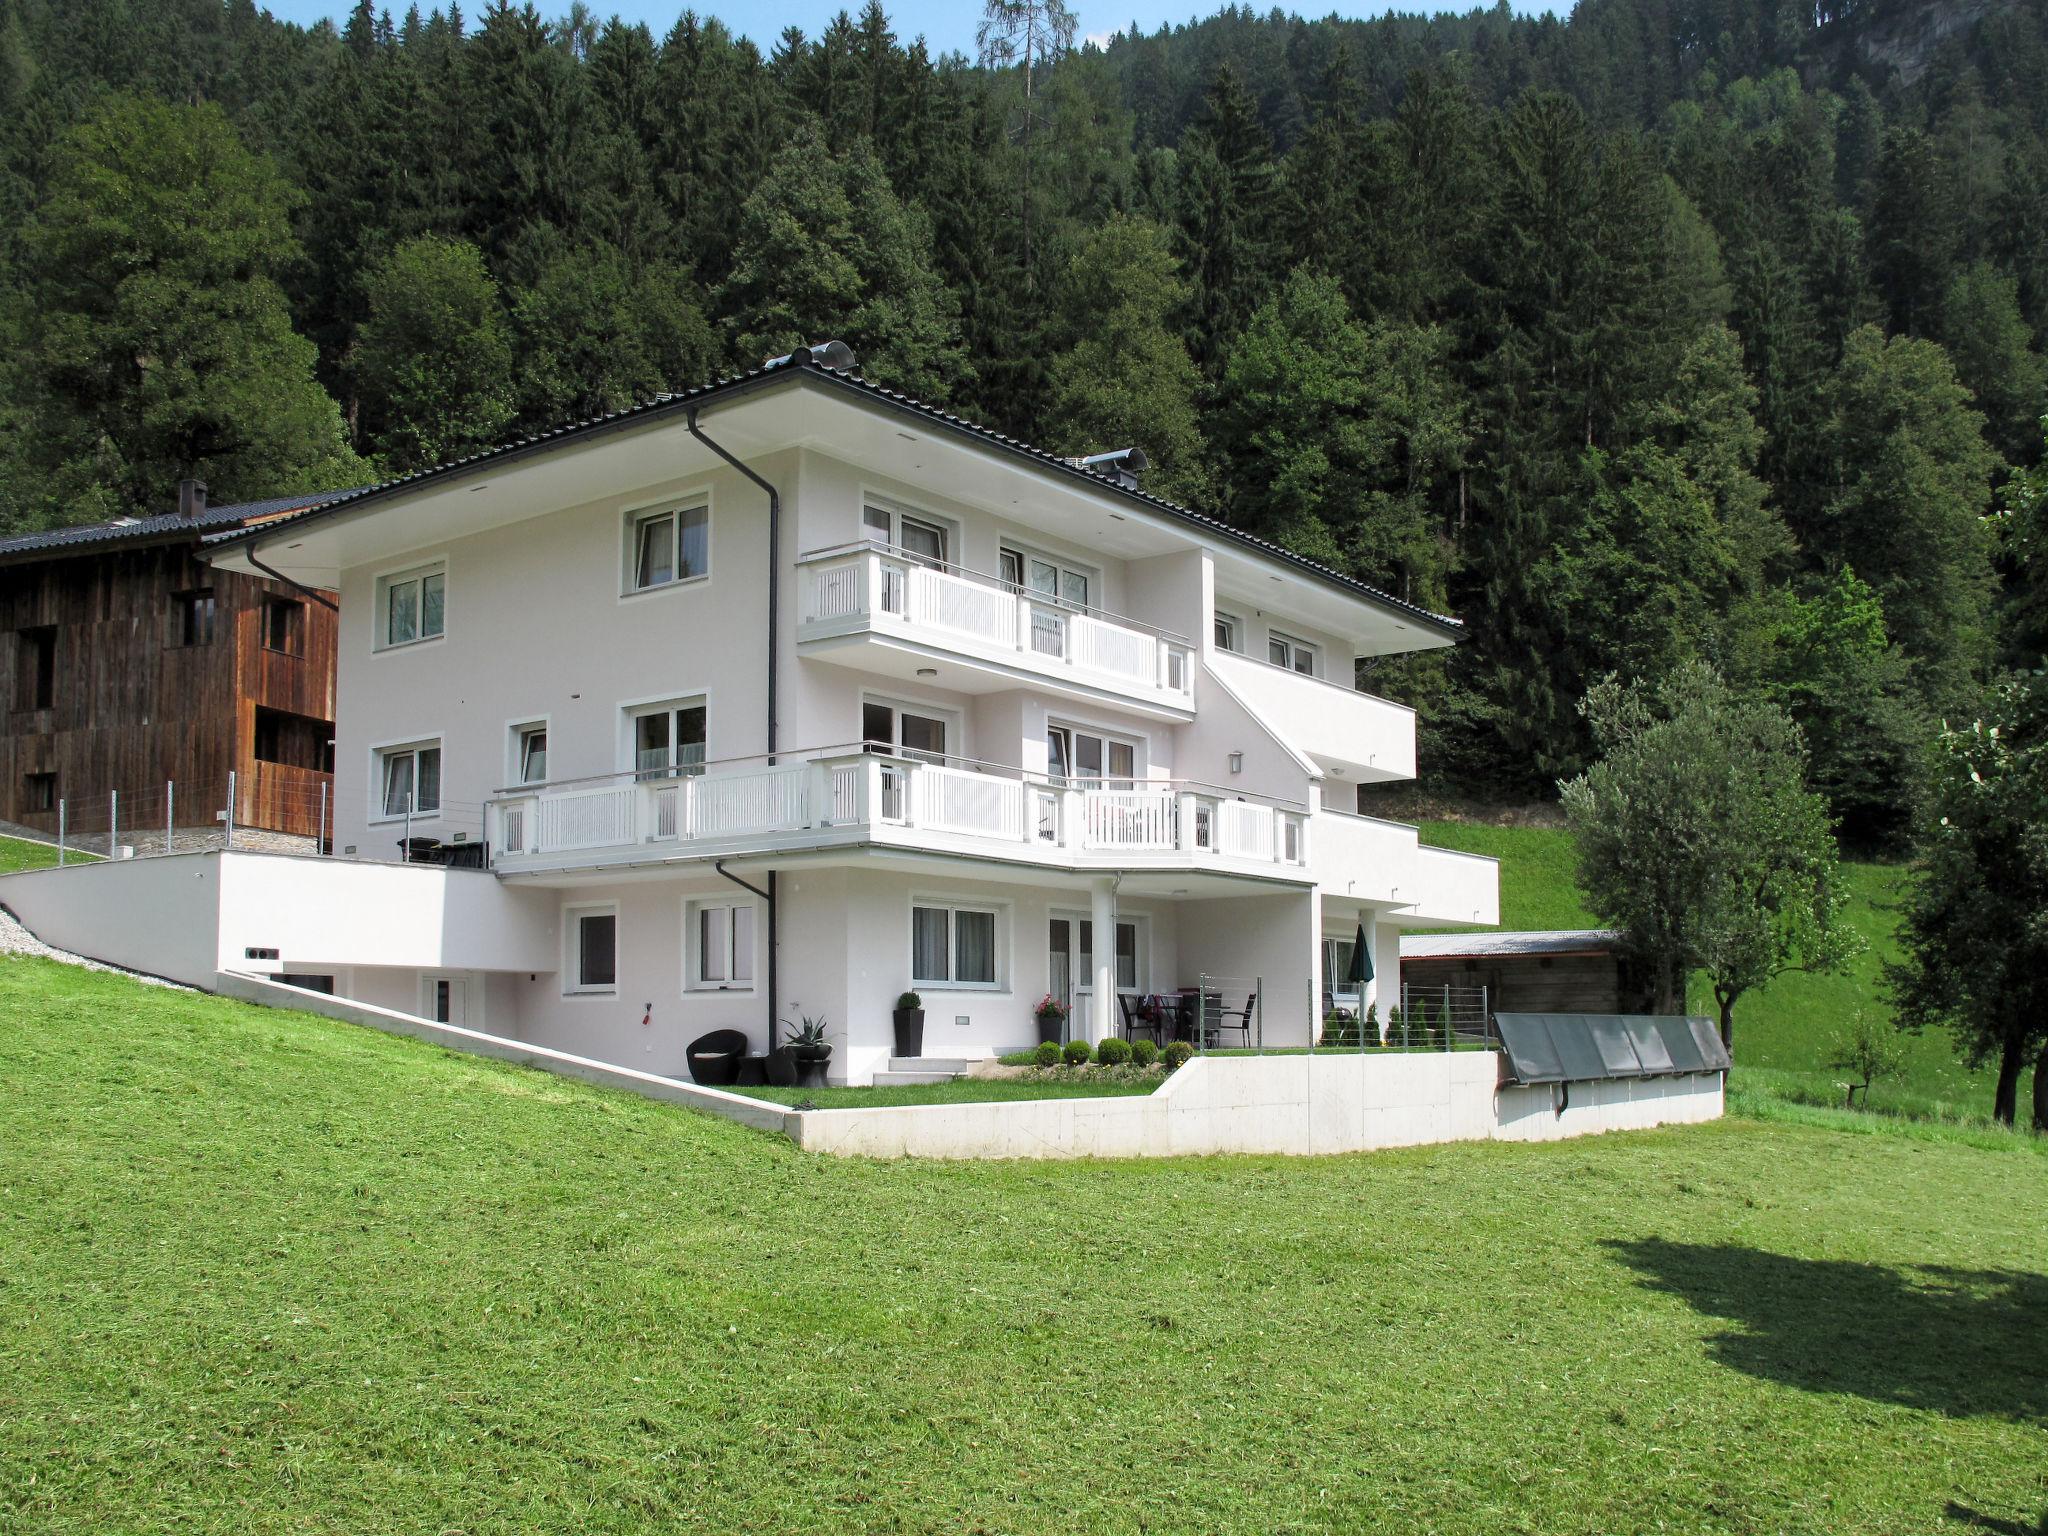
[761,340,858,373]
[1077,447,1148,490]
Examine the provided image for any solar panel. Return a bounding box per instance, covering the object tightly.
[1495,1013,1727,1085]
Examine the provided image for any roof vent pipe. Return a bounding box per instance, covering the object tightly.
[761,339,858,373]
[1077,447,1148,490]
[177,478,208,520]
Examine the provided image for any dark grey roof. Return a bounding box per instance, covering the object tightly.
[206,355,1464,636]
[1402,929,1624,961]
[0,491,361,562]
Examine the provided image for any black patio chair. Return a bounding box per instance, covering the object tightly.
[1210,993,1256,1048]
[1120,993,1163,1046]
[686,1028,749,1087]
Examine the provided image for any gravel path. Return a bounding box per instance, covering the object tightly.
[0,906,191,989]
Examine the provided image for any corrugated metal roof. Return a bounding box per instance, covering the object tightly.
[0,491,360,562]
[1401,929,1623,961]
[205,354,1465,636]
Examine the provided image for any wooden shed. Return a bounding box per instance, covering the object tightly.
[1400,930,1656,1017]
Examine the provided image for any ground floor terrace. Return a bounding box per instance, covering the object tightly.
[0,843,1499,1087]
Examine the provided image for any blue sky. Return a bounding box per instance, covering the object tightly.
[261,1,1561,57]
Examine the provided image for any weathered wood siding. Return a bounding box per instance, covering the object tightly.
[1403,952,1653,1016]
[0,538,336,837]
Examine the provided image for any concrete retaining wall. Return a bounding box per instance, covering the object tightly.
[791,1052,1724,1160]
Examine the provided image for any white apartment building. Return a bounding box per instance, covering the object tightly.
[203,346,1498,1084]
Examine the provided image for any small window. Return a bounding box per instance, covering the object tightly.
[22,772,55,813]
[911,902,1000,989]
[274,973,335,994]
[262,596,305,655]
[1269,631,1317,676]
[172,590,215,648]
[631,701,705,778]
[15,626,54,710]
[627,502,708,591]
[377,741,441,819]
[568,908,617,993]
[1214,612,1240,653]
[378,564,445,649]
[690,900,756,990]
[514,722,548,784]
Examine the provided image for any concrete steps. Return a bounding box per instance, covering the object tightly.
[871,1056,974,1087]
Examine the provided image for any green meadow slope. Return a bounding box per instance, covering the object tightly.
[1,956,2044,1535]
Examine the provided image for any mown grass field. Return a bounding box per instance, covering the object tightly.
[3,956,2044,1535]
[1418,819,2032,1128]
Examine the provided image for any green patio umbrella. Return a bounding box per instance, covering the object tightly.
[1348,922,1372,985]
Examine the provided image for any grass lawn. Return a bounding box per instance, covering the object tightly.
[0,832,71,874]
[1417,819,2031,1128]
[4,956,2045,1535]
[744,1076,1163,1108]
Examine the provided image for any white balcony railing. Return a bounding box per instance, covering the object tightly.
[491,750,1308,874]
[799,545,1195,706]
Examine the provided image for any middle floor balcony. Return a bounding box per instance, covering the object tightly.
[488,747,1309,882]
[797,543,1197,719]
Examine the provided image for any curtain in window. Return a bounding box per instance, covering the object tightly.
[731,905,754,982]
[954,909,995,985]
[388,582,419,646]
[415,749,441,813]
[421,571,445,637]
[1116,922,1137,989]
[699,906,730,982]
[636,515,675,588]
[912,907,949,982]
[678,505,708,577]
[381,753,414,817]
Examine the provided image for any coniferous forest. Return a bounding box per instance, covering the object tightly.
[2,0,2046,831]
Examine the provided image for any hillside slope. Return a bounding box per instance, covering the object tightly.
[1,955,2043,1534]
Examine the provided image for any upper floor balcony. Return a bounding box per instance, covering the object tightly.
[488,746,1309,882]
[1209,649,1415,783]
[797,544,1196,719]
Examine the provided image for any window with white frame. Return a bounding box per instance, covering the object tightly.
[512,722,548,784]
[911,900,1000,989]
[1268,630,1318,676]
[689,899,756,990]
[566,906,617,993]
[629,699,706,778]
[626,501,709,592]
[863,697,952,763]
[1000,546,1093,609]
[1046,722,1139,787]
[863,501,949,567]
[377,563,445,649]
[375,740,441,819]
[1214,611,1241,653]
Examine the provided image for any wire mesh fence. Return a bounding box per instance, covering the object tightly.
[1313,982,1495,1052]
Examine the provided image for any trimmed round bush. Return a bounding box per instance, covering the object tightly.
[1062,1038,1093,1067]
[1096,1036,1133,1066]
[1031,1040,1061,1068]
[1162,1040,1194,1071]
[1130,1038,1159,1068]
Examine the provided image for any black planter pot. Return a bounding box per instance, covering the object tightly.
[892,1007,925,1058]
[794,1049,831,1089]
[1036,1012,1063,1045]
[766,1045,800,1087]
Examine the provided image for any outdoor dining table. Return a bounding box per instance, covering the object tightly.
[1131,990,1213,1043]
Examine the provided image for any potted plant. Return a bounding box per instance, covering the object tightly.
[892,990,924,1058]
[785,1014,833,1088]
[1032,993,1068,1045]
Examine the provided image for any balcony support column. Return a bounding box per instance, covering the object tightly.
[1089,874,1117,1046]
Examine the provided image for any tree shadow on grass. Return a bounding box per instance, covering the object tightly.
[1943,1503,2048,1535]
[1602,1239,2048,1423]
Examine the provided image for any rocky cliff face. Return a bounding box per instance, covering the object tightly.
[1842,0,2004,85]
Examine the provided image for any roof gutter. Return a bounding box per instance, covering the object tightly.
[246,548,339,612]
